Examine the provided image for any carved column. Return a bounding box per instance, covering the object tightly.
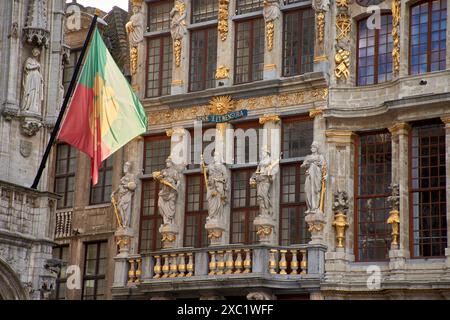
[215,0,233,87]
[333,0,351,85]
[263,0,282,80]
[170,0,189,94]
[388,123,410,272]
[324,130,356,268]
[441,116,450,268]
[253,115,281,245]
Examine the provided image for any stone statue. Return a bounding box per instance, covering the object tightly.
[250,147,279,217]
[170,0,187,40]
[263,0,281,22]
[301,141,327,214]
[202,152,229,222]
[126,4,145,47]
[111,162,137,228]
[153,157,180,226]
[22,48,44,114]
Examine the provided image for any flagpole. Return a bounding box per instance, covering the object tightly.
[31,13,99,189]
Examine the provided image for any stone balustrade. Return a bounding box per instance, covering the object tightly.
[127,257,143,284]
[54,210,72,239]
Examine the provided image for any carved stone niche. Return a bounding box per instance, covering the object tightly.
[24,0,50,47]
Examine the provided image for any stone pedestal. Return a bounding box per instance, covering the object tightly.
[205,218,226,246]
[305,210,326,244]
[159,223,179,249]
[115,227,134,258]
[254,215,276,244]
[112,256,129,288]
[388,249,407,281]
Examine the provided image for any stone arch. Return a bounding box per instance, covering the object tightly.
[0,257,28,300]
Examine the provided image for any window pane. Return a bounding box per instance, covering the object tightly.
[147,36,173,97]
[236,0,264,14]
[411,124,446,257]
[235,19,264,84]
[283,8,315,77]
[54,144,76,208]
[89,156,114,205]
[282,120,313,159]
[189,28,217,92]
[148,1,173,32]
[357,132,392,261]
[192,0,218,23]
[144,137,171,174]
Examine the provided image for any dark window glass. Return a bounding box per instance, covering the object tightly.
[357,14,393,85]
[63,50,81,93]
[139,180,163,252]
[234,122,262,164]
[234,18,265,84]
[192,0,218,23]
[188,128,215,169]
[146,36,173,97]
[144,136,171,174]
[189,28,217,92]
[82,241,107,300]
[184,175,208,248]
[282,119,313,159]
[89,156,114,205]
[53,245,69,300]
[54,144,76,208]
[236,0,264,14]
[148,1,173,32]
[356,132,392,261]
[410,0,447,75]
[231,169,258,244]
[411,124,447,257]
[282,8,315,77]
[280,165,310,245]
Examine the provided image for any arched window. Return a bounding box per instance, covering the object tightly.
[357,14,393,85]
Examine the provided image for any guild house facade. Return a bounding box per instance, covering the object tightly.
[53,0,449,300]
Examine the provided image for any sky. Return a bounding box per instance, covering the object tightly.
[67,0,129,13]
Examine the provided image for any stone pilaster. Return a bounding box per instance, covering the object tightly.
[388,123,411,273]
[312,2,331,74]
[441,116,450,268]
[262,1,282,80]
[324,130,355,259]
[170,0,190,95]
[215,0,234,87]
[309,108,326,148]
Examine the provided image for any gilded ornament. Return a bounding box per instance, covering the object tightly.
[263,0,280,52]
[207,229,223,239]
[130,46,138,76]
[316,11,325,43]
[332,191,349,248]
[209,96,233,115]
[335,47,350,80]
[218,0,229,41]
[173,39,182,67]
[309,108,323,118]
[336,13,351,40]
[387,184,400,247]
[392,0,400,74]
[256,225,273,236]
[259,114,280,124]
[161,232,176,242]
[266,21,275,51]
[215,65,230,79]
[336,0,349,7]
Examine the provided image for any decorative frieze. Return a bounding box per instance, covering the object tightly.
[147,89,328,125]
[259,114,280,124]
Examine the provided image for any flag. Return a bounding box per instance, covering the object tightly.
[58,28,147,184]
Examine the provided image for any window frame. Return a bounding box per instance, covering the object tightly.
[408,121,447,258]
[230,168,259,245]
[234,17,265,85]
[54,143,76,209]
[145,34,173,98]
[89,156,114,205]
[408,0,447,75]
[53,245,69,300]
[81,241,107,300]
[281,6,315,77]
[138,178,163,252]
[184,173,209,248]
[354,130,392,262]
[356,13,393,86]
[188,26,218,92]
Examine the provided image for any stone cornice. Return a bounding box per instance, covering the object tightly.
[388,122,411,135]
[326,130,356,144]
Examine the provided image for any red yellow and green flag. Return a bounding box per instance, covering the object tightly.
[58,28,147,185]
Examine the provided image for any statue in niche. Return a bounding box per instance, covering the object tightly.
[126,4,145,47]
[301,141,327,214]
[202,152,229,222]
[250,147,279,217]
[312,0,330,11]
[22,48,44,114]
[170,0,187,40]
[153,157,181,226]
[111,162,137,228]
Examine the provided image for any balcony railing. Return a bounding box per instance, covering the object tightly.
[54,209,72,239]
[117,243,326,297]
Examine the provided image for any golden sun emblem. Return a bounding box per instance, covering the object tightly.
[209,95,233,115]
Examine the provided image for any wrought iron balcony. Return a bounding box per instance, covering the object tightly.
[54,209,73,239]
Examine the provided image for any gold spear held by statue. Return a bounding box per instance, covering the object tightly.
[201,154,208,189]
[111,195,124,228]
[319,162,327,213]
